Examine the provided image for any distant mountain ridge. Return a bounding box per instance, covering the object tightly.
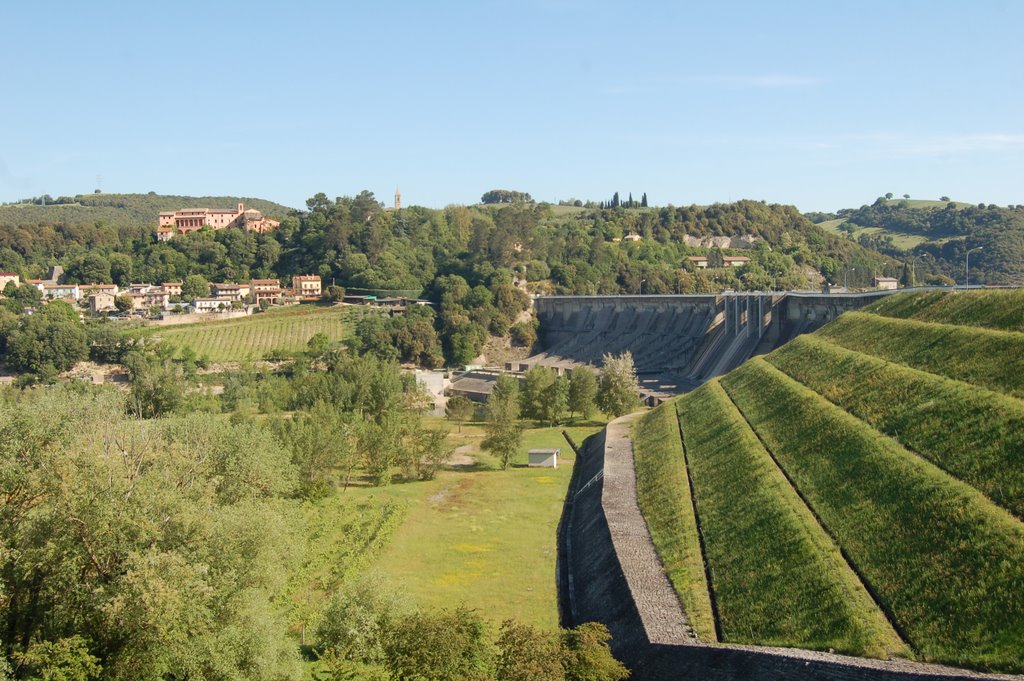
[0,193,296,229]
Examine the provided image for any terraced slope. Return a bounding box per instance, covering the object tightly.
[865,288,1024,332]
[635,290,1024,673]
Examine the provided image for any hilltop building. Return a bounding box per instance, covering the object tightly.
[157,203,280,240]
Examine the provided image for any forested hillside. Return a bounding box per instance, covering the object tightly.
[0,192,292,228]
[807,197,1024,285]
[0,191,895,367]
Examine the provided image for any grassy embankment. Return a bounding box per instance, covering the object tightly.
[635,290,1024,672]
[632,403,716,641]
[817,312,1024,399]
[680,384,904,656]
[722,357,1024,672]
[864,289,1024,332]
[132,304,358,362]
[768,335,1024,518]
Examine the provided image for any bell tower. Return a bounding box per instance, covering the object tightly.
[394,187,401,211]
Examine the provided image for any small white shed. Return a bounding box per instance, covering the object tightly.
[528,448,560,468]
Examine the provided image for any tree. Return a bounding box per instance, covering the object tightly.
[2,282,42,314]
[414,427,453,481]
[384,607,493,681]
[481,189,534,204]
[496,620,565,681]
[640,192,648,208]
[885,192,894,200]
[482,374,523,470]
[114,293,133,314]
[521,366,567,426]
[903,193,911,199]
[181,274,210,301]
[900,261,913,288]
[123,348,187,418]
[307,331,330,357]
[445,395,475,432]
[567,369,598,421]
[597,352,640,418]
[561,623,629,681]
[707,247,725,268]
[6,301,88,380]
[940,195,951,202]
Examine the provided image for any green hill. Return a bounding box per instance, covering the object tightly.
[634,289,1024,673]
[806,197,1024,286]
[0,192,294,229]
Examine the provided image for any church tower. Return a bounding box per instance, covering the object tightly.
[394,187,401,211]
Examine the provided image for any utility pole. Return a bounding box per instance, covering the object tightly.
[965,247,983,288]
[911,253,930,287]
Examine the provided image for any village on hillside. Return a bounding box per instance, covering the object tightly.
[0,202,436,321]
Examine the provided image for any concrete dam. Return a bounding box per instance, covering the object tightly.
[514,291,905,403]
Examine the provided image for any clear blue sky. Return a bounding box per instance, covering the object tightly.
[2,1,1022,212]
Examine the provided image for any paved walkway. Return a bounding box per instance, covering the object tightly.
[602,412,697,645]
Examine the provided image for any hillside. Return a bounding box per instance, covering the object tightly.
[0,192,295,228]
[0,192,900,372]
[807,197,1024,286]
[634,289,1024,673]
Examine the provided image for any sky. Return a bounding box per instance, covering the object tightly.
[1,0,1022,212]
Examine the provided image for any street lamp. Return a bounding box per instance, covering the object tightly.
[639,278,646,295]
[965,247,983,288]
[844,267,856,290]
[910,253,931,287]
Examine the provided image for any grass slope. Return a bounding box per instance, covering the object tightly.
[768,335,1024,519]
[864,290,1024,333]
[721,358,1024,672]
[818,312,1024,398]
[136,304,355,361]
[633,403,716,641]
[673,383,905,657]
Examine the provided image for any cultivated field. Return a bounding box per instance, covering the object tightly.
[635,289,1024,673]
[135,304,358,361]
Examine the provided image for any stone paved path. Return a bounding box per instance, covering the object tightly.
[602,412,698,645]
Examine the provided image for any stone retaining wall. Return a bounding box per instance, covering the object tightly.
[559,415,1020,681]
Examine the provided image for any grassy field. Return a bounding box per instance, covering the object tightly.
[722,358,1024,671]
[864,289,1024,332]
[818,312,1024,399]
[135,304,358,361]
[368,419,604,631]
[674,384,904,656]
[768,335,1024,519]
[633,403,716,641]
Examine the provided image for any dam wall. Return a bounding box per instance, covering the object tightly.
[526,290,914,401]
